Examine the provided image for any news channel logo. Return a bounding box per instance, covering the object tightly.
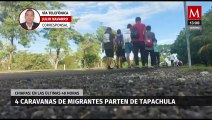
[187,6,202,30]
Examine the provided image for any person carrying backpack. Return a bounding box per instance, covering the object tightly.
[102,27,115,69]
[115,29,125,69]
[145,25,157,67]
[130,17,147,68]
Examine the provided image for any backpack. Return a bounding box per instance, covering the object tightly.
[146,36,153,47]
[103,33,110,43]
[117,34,123,45]
[131,27,139,39]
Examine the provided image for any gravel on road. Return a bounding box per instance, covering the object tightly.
[0,67,212,119]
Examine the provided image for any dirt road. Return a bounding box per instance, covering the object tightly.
[0,67,212,119]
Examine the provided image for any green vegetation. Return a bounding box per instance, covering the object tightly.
[76,33,101,68]
[180,65,212,72]
[171,8,212,66]
[42,18,80,69]
[0,2,64,70]
[0,51,52,70]
[0,2,211,71]
[12,51,52,70]
[159,44,171,53]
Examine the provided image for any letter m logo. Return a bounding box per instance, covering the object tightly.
[188,6,202,20]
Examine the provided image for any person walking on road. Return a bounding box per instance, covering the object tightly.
[144,25,157,67]
[114,29,125,69]
[154,40,160,67]
[102,27,116,69]
[123,24,134,68]
[130,17,147,68]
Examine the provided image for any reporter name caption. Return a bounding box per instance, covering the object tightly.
[11,89,212,106]
[38,10,72,28]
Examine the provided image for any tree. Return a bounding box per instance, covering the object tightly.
[42,18,81,69]
[76,33,101,68]
[43,28,70,70]
[171,7,212,66]
[96,24,107,67]
[0,2,64,70]
[96,23,107,43]
[192,9,212,66]
[0,41,7,65]
[171,29,188,64]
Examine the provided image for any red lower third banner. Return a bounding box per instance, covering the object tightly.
[40,16,72,22]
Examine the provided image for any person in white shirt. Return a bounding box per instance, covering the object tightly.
[123,24,133,68]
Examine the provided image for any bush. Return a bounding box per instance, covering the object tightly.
[12,51,52,70]
[58,54,79,69]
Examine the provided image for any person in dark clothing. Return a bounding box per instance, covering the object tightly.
[130,17,147,68]
[115,29,124,68]
[102,27,115,69]
[145,25,157,67]
[154,40,160,67]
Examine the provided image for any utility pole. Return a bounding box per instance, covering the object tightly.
[184,1,192,68]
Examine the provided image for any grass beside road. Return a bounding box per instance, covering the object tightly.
[0,68,82,73]
[179,65,212,72]
[0,67,106,74]
[0,65,211,74]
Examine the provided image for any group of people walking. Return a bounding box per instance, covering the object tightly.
[102,17,160,69]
